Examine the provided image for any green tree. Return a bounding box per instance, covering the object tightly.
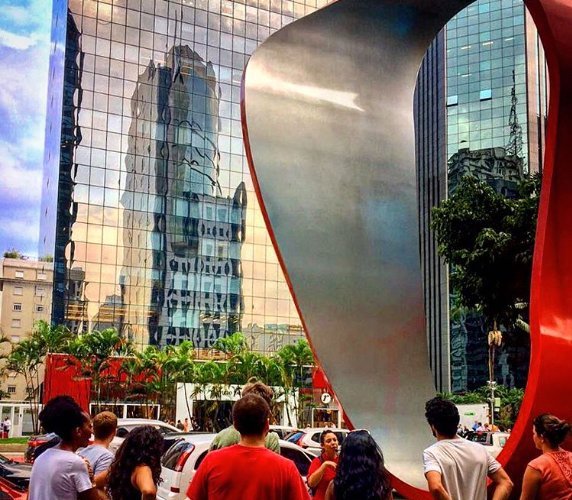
[275,340,315,426]
[62,328,134,413]
[3,249,26,259]
[431,174,541,331]
[6,321,72,432]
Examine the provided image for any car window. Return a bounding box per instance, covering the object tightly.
[286,432,304,443]
[310,433,321,443]
[116,427,130,438]
[281,447,311,476]
[194,450,208,470]
[335,432,346,444]
[162,440,193,470]
[470,433,490,444]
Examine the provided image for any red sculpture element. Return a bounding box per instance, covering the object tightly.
[497,0,572,495]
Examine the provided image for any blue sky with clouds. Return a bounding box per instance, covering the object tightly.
[0,0,52,257]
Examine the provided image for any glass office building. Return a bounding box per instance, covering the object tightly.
[416,0,547,392]
[40,0,328,351]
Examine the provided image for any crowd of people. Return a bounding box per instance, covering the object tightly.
[25,390,572,500]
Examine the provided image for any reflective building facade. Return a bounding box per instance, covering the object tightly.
[41,0,327,351]
[416,0,547,392]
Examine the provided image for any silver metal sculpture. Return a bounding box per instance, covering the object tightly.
[242,0,473,490]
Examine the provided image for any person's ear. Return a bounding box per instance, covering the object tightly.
[264,418,270,435]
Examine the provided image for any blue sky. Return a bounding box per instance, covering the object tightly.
[0,0,52,257]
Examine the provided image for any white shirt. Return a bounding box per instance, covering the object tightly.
[423,437,501,500]
[29,447,93,500]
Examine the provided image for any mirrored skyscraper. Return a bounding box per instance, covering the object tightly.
[416,0,547,392]
[41,0,325,352]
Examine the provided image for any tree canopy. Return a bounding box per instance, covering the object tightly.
[431,174,541,329]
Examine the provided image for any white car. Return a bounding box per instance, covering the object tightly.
[109,418,182,453]
[157,434,314,500]
[285,427,350,456]
[269,425,297,440]
[467,431,510,458]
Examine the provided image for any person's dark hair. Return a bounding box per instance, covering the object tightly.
[333,430,392,500]
[92,411,118,440]
[107,426,163,498]
[425,397,460,437]
[39,395,87,442]
[320,429,337,446]
[233,394,270,436]
[533,414,571,448]
[241,380,274,406]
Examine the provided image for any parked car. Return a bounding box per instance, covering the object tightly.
[157,435,313,500]
[285,427,350,456]
[109,418,182,453]
[0,476,27,500]
[0,455,32,493]
[25,418,182,462]
[269,425,297,440]
[467,431,510,458]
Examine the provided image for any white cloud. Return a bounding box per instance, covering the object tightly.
[0,28,39,50]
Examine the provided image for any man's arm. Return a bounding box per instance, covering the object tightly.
[519,466,541,500]
[424,471,452,500]
[489,467,513,500]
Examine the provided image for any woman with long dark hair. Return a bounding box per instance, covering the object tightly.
[325,430,393,500]
[520,414,572,499]
[106,426,163,500]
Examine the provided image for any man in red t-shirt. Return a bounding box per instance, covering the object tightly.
[186,394,310,500]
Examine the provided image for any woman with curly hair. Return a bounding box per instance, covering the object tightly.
[325,430,393,500]
[106,426,163,500]
[520,414,572,499]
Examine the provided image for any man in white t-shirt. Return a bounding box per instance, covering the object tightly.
[423,397,513,500]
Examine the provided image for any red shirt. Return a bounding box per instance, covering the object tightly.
[308,454,338,500]
[187,444,310,500]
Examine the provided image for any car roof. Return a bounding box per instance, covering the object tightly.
[173,433,218,444]
[303,428,348,433]
[117,418,179,429]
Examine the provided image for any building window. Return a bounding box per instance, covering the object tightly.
[7,386,16,394]
[37,272,47,280]
[447,95,458,106]
[11,319,21,328]
[13,287,23,296]
[35,286,45,297]
[15,270,24,279]
[11,336,20,343]
[13,303,22,312]
[35,304,44,312]
[479,89,492,101]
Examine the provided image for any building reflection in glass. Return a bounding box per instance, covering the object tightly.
[40,0,323,353]
[120,46,246,347]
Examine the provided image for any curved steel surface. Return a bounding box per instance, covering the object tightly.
[242,0,572,497]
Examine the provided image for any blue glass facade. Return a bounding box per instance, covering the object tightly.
[416,0,546,392]
[41,0,325,352]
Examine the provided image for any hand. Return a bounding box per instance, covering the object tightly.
[323,461,337,470]
[81,457,95,482]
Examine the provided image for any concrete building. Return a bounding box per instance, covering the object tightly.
[0,258,53,400]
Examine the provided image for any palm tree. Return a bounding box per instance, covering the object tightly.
[276,340,314,426]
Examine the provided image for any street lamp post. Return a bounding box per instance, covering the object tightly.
[487,325,502,426]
